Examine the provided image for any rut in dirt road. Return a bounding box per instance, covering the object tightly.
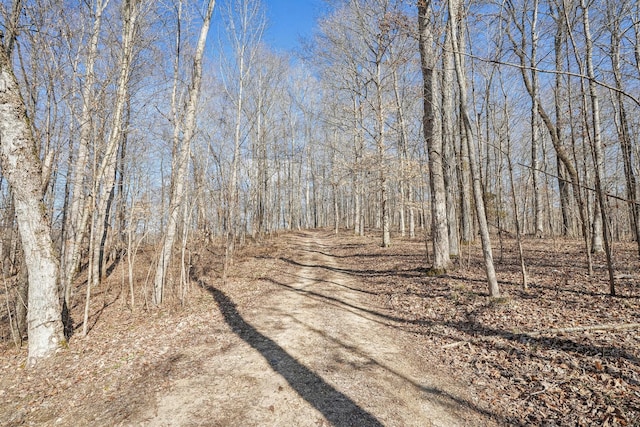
[142,231,495,427]
[206,286,383,426]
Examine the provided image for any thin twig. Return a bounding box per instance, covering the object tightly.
[518,163,640,206]
[526,323,640,337]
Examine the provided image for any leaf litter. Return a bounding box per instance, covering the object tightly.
[0,231,638,426]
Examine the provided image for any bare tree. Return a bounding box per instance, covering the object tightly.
[529,0,544,238]
[504,0,593,274]
[441,16,460,256]
[606,1,640,257]
[418,0,450,272]
[83,0,143,335]
[60,0,109,311]
[220,0,265,278]
[0,0,64,365]
[153,0,216,305]
[579,0,615,295]
[448,0,499,297]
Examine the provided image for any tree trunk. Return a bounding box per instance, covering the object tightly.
[609,10,640,255]
[82,0,140,335]
[61,0,107,309]
[392,67,408,238]
[580,0,615,295]
[553,13,573,237]
[458,117,474,243]
[530,0,544,238]
[419,0,450,271]
[154,0,216,304]
[591,202,604,253]
[377,59,390,248]
[501,85,528,290]
[441,25,460,257]
[448,0,500,296]
[557,158,573,235]
[0,36,65,366]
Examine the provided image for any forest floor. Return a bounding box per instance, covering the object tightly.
[0,229,639,426]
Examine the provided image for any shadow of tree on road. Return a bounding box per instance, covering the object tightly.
[201,281,384,427]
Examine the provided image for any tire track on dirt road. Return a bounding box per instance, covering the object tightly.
[139,231,495,426]
[262,232,493,426]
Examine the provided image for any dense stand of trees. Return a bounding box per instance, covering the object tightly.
[1,0,640,363]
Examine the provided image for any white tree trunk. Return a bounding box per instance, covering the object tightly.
[0,42,64,366]
[83,0,140,336]
[154,0,216,304]
[61,0,108,307]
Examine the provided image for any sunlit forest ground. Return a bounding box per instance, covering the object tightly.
[0,230,638,426]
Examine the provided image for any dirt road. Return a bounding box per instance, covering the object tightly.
[140,232,495,426]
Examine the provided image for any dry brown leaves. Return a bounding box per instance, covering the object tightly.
[0,231,638,426]
[330,233,640,426]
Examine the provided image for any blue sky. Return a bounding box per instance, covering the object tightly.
[262,0,325,51]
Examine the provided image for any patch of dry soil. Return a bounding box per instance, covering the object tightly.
[138,232,495,426]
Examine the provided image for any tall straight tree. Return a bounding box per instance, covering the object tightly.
[550,0,573,237]
[83,0,143,335]
[505,0,593,274]
[353,0,394,247]
[606,2,640,256]
[220,0,265,278]
[579,0,615,295]
[418,0,450,272]
[153,0,216,305]
[448,0,499,296]
[0,0,65,365]
[441,17,460,256]
[529,0,544,238]
[60,0,108,310]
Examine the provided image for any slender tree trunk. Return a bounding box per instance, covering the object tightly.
[530,0,544,238]
[501,87,528,290]
[377,63,390,248]
[580,0,615,295]
[408,185,415,238]
[609,12,640,255]
[354,100,365,236]
[565,52,593,273]
[305,144,312,229]
[82,0,139,335]
[553,11,572,237]
[153,0,216,304]
[557,159,572,235]
[224,43,245,279]
[61,0,108,308]
[458,117,474,243]
[116,107,128,252]
[448,0,499,296]
[391,63,409,239]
